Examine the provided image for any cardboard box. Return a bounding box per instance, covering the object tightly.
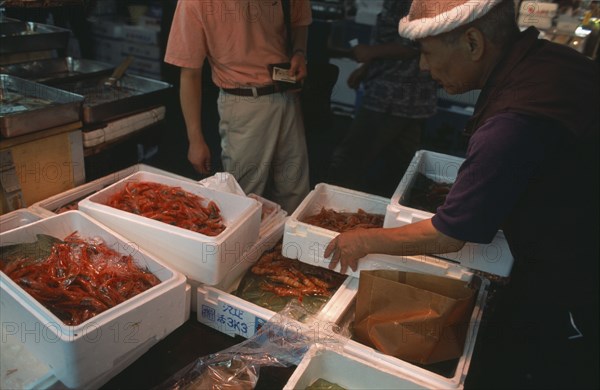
[0,211,187,388]
[78,171,261,285]
[0,128,85,211]
[384,150,514,277]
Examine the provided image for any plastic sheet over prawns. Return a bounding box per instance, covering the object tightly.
[0,232,161,326]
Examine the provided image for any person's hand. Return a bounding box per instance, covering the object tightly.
[352,44,375,63]
[324,230,369,274]
[188,140,211,175]
[289,52,307,82]
[347,64,368,90]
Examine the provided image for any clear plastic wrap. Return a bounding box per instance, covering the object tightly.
[156,301,349,390]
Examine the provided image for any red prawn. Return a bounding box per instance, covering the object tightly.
[106,181,226,236]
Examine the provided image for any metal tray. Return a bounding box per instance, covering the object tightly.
[0,74,84,138]
[52,74,173,125]
[0,57,115,85]
[0,17,70,55]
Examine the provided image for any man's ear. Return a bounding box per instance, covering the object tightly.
[462,27,485,61]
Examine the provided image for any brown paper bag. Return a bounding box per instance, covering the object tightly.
[353,270,478,365]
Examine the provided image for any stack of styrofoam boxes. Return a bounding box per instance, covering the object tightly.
[0,208,45,232]
[88,16,127,67]
[0,211,187,389]
[122,15,162,80]
[281,182,507,389]
[2,211,55,390]
[30,164,193,218]
[77,171,262,313]
[30,164,196,321]
[384,150,514,277]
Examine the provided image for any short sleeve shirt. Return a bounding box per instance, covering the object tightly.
[361,0,437,118]
[164,0,312,88]
[432,112,562,243]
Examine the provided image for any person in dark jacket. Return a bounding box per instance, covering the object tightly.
[324,0,599,388]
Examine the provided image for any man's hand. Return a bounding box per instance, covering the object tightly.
[188,140,211,174]
[289,52,308,82]
[324,229,369,274]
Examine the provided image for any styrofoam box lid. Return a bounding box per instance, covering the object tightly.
[0,211,187,388]
[1,333,55,390]
[0,208,44,232]
[31,163,195,217]
[385,150,514,277]
[284,344,433,390]
[78,171,261,285]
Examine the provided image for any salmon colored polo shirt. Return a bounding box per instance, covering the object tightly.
[165,0,312,89]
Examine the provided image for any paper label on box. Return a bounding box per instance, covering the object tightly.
[200,303,263,337]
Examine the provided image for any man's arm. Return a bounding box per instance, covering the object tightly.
[324,219,465,274]
[289,25,308,82]
[353,42,418,64]
[180,66,211,175]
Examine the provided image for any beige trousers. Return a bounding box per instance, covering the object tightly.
[217,90,310,214]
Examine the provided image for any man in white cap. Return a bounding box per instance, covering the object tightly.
[325,0,599,388]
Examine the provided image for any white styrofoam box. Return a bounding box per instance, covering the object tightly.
[0,211,187,389]
[196,216,358,338]
[82,106,166,148]
[284,344,433,390]
[128,57,162,77]
[247,193,284,238]
[339,256,488,390]
[0,208,44,232]
[87,17,125,39]
[329,57,360,109]
[122,24,160,45]
[1,332,56,390]
[184,283,191,322]
[31,163,193,218]
[121,41,161,60]
[384,150,514,277]
[283,183,392,278]
[519,1,559,18]
[91,35,125,66]
[78,171,261,285]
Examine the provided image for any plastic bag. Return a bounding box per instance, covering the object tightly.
[199,172,246,197]
[155,301,348,390]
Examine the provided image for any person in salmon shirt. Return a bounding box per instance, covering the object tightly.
[165,0,312,214]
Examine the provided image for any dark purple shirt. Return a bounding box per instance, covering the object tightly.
[432,112,560,244]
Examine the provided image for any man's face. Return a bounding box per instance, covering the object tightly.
[418,35,477,95]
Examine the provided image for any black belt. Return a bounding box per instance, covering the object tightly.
[221,84,292,97]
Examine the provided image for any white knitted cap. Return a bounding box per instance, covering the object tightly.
[398,0,503,40]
